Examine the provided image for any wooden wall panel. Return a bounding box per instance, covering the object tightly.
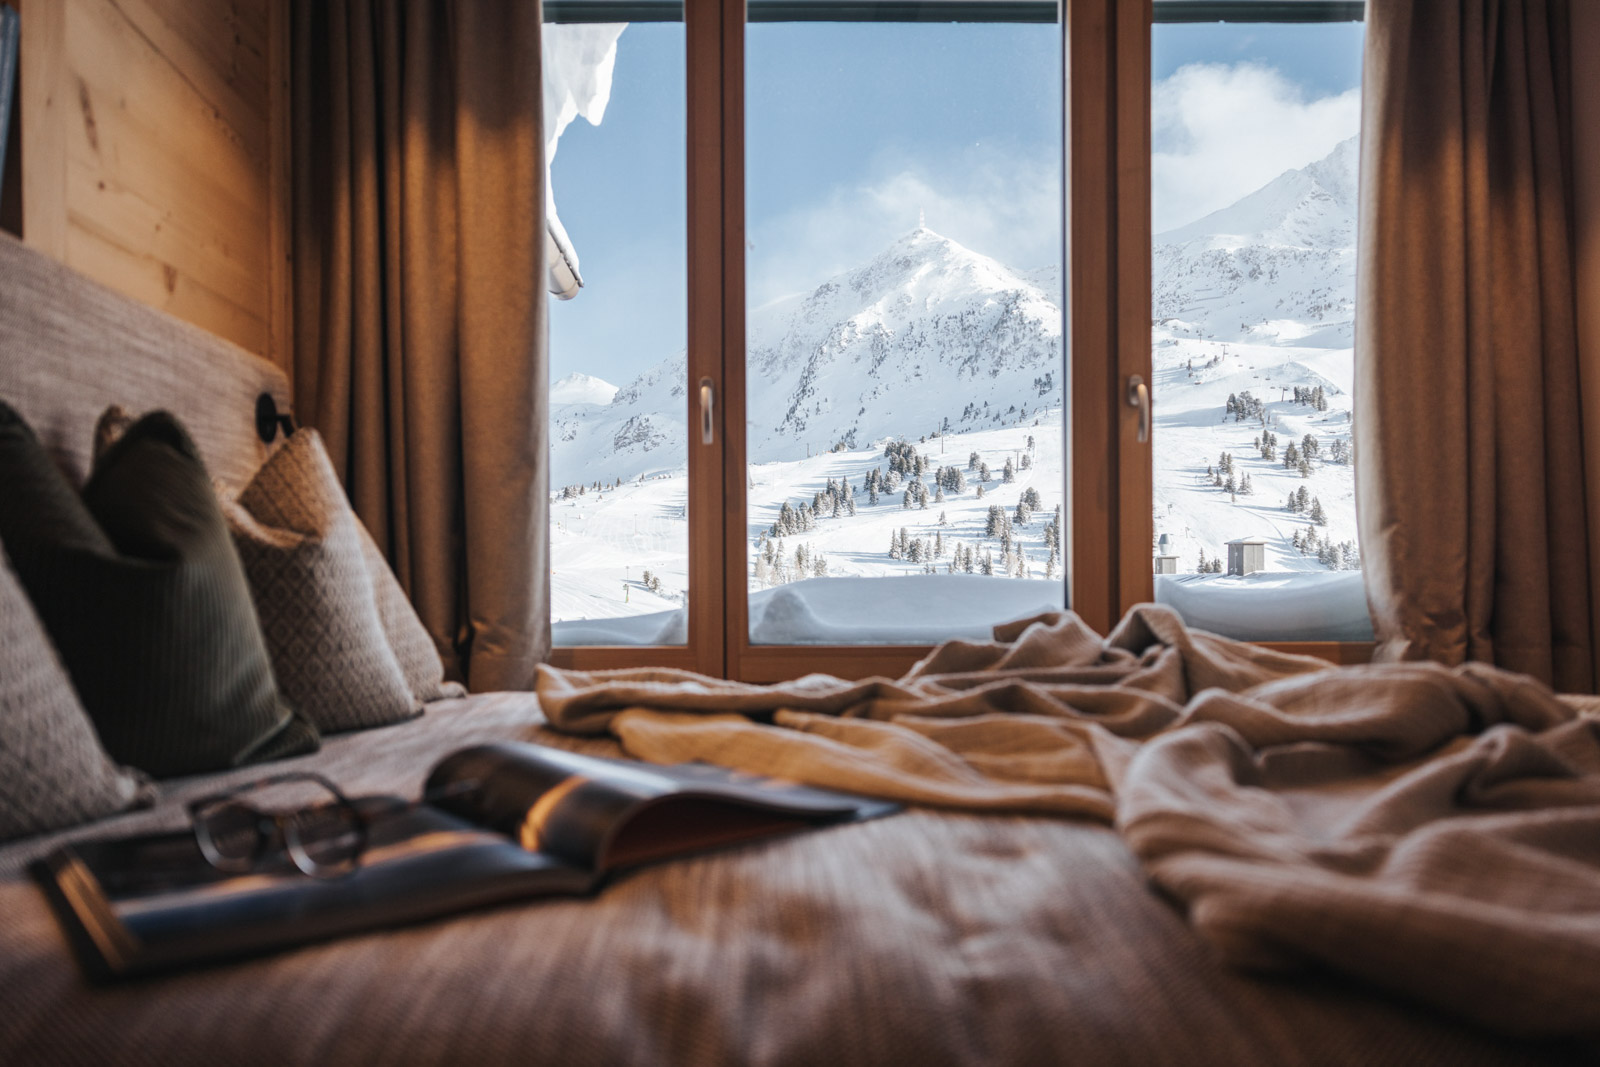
[18,0,287,369]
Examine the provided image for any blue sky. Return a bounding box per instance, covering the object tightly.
[549,17,1363,385]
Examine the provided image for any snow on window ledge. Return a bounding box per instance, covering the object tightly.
[1155,570,1373,642]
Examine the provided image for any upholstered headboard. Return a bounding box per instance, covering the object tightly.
[0,234,290,488]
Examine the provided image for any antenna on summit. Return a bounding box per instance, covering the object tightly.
[917,208,926,230]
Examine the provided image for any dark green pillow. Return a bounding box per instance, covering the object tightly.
[0,401,319,778]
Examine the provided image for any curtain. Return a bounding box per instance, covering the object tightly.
[292,0,550,691]
[1356,0,1592,691]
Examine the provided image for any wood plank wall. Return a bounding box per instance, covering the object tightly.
[15,0,290,373]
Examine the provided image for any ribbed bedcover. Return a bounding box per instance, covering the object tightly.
[0,692,1583,1067]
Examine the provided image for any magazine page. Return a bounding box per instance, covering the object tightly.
[426,743,900,872]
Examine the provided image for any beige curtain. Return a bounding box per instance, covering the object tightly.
[291,0,550,690]
[1357,0,1593,691]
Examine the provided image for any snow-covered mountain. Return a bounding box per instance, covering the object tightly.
[550,225,1064,486]
[551,372,619,407]
[548,135,1369,637]
[1153,135,1356,349]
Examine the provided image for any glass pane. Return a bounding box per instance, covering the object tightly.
[744,7,1065,646]
[1149,15,1372,641]
[544,11,689,646]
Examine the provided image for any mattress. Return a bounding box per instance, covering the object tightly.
[0,692,1584,1066]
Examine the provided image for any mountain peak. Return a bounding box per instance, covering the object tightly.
[1156,135,1357,249]
[551,371,619,406]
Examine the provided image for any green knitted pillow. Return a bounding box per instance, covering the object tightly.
[0,401,318,778]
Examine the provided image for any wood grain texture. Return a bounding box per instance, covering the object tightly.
[1067,0,1117,635]
[19,0,280,364]
[1114,0,1154,611]
[19,0,67,260]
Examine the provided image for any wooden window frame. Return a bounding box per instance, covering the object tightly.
[550,0,1373,678]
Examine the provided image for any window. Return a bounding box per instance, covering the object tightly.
[543,0,1371,679]
[743,6,1064,646]
[1147,4,1368,642]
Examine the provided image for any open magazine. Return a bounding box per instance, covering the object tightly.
[32,742,899,982]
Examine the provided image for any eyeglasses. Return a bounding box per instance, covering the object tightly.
[187,772,366,880]
[186,773,483,881]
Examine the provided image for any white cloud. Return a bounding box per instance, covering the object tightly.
[1152,62,1359,234]
[747,148,1062,308]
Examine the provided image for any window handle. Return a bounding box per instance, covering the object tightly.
[700,378,715,445]
[1127,374,1149,444]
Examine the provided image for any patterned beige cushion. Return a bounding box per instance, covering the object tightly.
[356,526,466,703]
[0,548,152,841]
[222,429,420,734]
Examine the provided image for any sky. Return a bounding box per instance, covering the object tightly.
[547,16,1364,386]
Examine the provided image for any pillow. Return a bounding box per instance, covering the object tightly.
[220,428,422,733]
[0,547,154,841]
[0,401,319,778]
[216,426,463,707]
[356,525,466,703]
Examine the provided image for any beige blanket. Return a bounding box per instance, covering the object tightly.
[540,604,1600,1036]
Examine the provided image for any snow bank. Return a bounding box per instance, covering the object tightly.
[543,24,627,298]
[552,574,1064,648]
[750,575,1063,645]
[1155,571,1373,641]
[551,572,1371,648]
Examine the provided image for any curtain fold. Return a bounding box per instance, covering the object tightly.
[1356,0,1593,691]
[292,0,550,691]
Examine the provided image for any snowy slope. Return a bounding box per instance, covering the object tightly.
[1149,136,1361,578]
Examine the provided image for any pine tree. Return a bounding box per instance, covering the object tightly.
[888,532,901,560]
[1298,456,1311,478]
[1310,497,1327,525]
[979,462,991,482]
[938,510,949,526]
[1297,486,1310,512]
[934,531,944,557]
[981,551,995,576]
[968,451,981,471]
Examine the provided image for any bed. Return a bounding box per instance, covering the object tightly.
[0,232,1589,1066]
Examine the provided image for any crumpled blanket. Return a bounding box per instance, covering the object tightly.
[538,603,1600,1036]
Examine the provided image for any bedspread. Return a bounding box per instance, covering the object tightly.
[539,605,1600,1037]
